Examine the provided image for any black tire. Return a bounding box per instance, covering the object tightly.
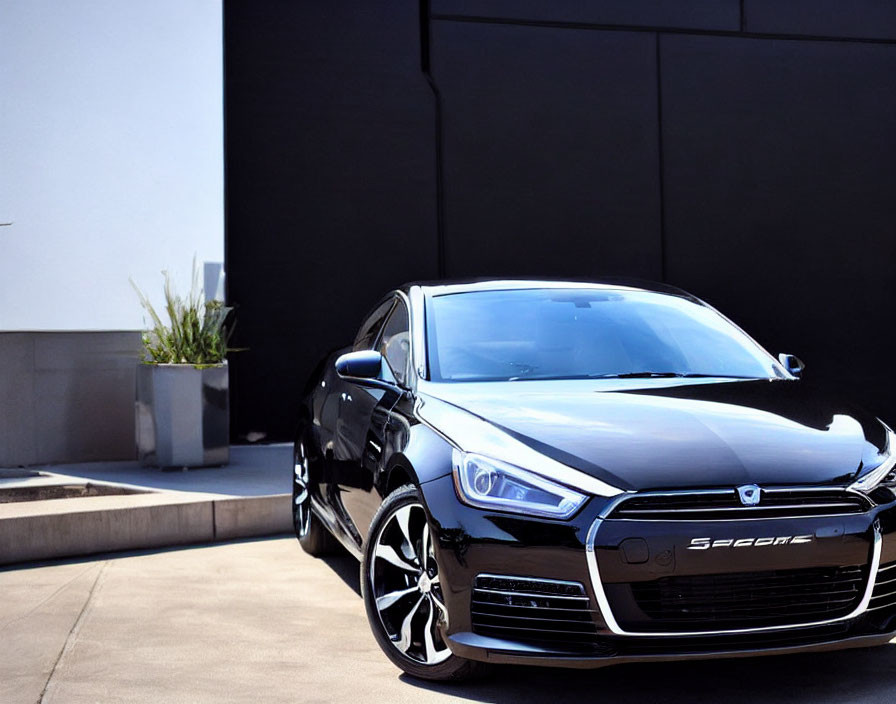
[361,484,489,681]
[293,433,340,556]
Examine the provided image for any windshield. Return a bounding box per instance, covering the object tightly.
[425,288,785,383]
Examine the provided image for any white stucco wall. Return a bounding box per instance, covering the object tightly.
[0,0,223,330]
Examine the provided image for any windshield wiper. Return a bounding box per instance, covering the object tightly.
[507,371,761,381]
[592,372,681,378]
[591,372,756,379]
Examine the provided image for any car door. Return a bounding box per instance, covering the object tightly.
[333,296,411,542]
[320,298,394,541]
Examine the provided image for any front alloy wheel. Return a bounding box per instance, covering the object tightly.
[370,502,450,665]
[361,485,486,681]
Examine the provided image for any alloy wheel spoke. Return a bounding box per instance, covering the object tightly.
[375,586,418,611]
[374,543,419,573]
[396,594,426,653]
[419,523,430,571]
[422,598,438,663]
[296,504,309,537]
[393,505,415,557]
[294,487,308,505]
[296,442,309,481]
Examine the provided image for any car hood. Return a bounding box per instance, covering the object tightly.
[417,378,888,492]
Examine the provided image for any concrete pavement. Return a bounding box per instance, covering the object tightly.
[2,537,896,704]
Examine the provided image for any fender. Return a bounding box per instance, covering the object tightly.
[379,420,454,498]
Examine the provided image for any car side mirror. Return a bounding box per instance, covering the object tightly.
[336,350,383,379]
[778,353,805,379]
[335,351,407,396]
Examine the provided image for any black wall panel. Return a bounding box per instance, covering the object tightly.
[746,0,896,40]
[661,35,896,416]
[224,1,438,440]
[431,22,661,279]
[432,0,740,31]
[226,2,896,439]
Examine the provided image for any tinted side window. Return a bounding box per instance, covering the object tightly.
[353,300,394,352]
[378,301,410,386]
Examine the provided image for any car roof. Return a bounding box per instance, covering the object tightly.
[398,277,701,302]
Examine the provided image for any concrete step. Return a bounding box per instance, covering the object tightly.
[0,492,291,565]
[0,444,294,565]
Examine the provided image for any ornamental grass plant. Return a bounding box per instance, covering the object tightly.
[130,259,234,367]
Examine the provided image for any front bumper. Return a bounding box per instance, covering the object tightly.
[419,475,896,668]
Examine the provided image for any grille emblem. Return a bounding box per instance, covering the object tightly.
[737,484,761,506]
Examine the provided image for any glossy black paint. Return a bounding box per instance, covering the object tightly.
[298,281,896,668]
[428,377,889,492]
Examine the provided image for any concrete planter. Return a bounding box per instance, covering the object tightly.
[135,363,229,468]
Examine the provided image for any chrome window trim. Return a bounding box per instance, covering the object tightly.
[585,512,882,637]
[408,286,427,381]
[390,289,414,388]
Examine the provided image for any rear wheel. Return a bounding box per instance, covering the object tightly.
[361,485,488,681]
[293,435,340,556]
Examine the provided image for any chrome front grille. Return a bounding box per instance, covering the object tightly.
[587,500,882,637]
[607,487,870,521]
[867,561,896,613]
[470,575,610,653]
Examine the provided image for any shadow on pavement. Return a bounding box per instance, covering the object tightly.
[400,643,896,703]
[322,552,361,597]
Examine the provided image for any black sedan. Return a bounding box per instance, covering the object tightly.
[292,279,896,681]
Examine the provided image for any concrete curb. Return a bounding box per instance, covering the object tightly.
[0,494,291,566]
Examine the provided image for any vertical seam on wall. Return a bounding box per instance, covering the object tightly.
[30,335,37,464]
[222,1,230,305]
[655,32,667,282]
[221,2,235,443]
[420,0,447,278]
[740,0,746,32]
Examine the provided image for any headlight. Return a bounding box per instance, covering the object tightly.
[850,428,896,494]
[452,450,587,519]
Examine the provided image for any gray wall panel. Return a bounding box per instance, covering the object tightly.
[0,332,142,466]
[0,334,36,466]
